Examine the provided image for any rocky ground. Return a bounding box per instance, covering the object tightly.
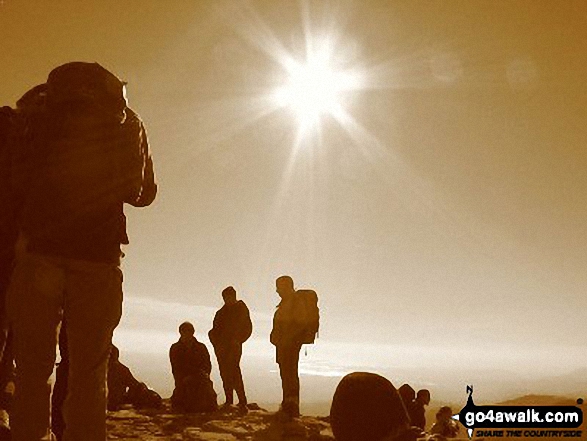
[106,402,334,441]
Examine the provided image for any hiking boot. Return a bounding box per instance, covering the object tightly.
[237,403,249,415]
[278,400,300,419]
[219,402,234,413]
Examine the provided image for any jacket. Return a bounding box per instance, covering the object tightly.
[208,300,252,348]
[12,106,156,263]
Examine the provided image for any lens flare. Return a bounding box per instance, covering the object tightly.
[272,45,363,132]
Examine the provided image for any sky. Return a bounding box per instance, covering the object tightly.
[1,0,586,408]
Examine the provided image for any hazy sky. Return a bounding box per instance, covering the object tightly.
[1,0,586,404]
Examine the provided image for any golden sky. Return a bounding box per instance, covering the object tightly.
[1,0,586,402]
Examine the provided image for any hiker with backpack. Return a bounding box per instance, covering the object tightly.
[5,62,157,441]
[270,275,319,418]
[208,286,252,413]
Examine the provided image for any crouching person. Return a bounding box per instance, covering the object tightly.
[170,322,217,413]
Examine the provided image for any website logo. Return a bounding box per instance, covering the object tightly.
[453,386,583,439]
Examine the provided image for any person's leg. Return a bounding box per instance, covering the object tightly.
[278,344,301,417]
[0,331,14,439]
[232,344,247,407]
[62,260,122,441]
[6,253,64,441]
[51,361,68,441]
[0,332,15,410]
[216,348,233,405]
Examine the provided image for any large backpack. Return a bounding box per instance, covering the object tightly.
[46,62,127,121]
[293,289,320,344]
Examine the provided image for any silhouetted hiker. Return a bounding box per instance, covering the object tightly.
[330,372,423,441]
[430,406,459,438]
[408,389,431,430]
[270,275,320,418]
[5,62,157,441]
[398,383,416,409]
[170,322,217,413]
[0,85,48,439]
[208,286,252,413]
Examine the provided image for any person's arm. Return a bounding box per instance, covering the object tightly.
[269,309,280,346]
[169,345,178,381]
[202,344,212,375]
[208,310,220,347]
[121,363,140,389]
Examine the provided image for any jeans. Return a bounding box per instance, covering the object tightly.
[7,251,122,441]
[215,343,246,405]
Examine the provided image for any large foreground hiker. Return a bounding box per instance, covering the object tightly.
[6,62,157,441]
[270,275,319,418]
[208,286,252,412]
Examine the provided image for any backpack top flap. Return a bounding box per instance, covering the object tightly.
[46,62,127,119]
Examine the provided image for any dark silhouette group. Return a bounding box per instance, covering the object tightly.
[0,61,454,441]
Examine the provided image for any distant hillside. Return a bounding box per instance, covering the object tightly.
[496,394,580,407]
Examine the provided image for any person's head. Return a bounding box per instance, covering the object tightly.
[416,389,430,405]
[436,406,453,422]
[178,321,195,341]
[222,286,237,305]
[398,383,416,406]
[276,275,295,299]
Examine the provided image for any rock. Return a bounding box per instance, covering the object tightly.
[183,427,237,440]
[202,420,249,435]
[106,399,333,440]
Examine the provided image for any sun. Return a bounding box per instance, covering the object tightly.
[272,45,363,132]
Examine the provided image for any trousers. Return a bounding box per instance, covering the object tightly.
[215,343,246,405]
[276,343,302,410]
[7,251,122,441]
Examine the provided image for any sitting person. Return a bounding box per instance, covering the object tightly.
[170,322,217,413]
[108,345,162,411]
[430,406,459,438]
[398,383,416,410]
[408,389,430,430]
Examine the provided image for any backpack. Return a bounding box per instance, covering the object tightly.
[293,289,320,344]
[46,62,127,120]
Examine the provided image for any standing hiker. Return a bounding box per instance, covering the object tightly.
[6,62,157,441]
[270,276,319,418]
[208,286,252,413]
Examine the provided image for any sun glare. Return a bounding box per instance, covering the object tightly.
[273,46,362,131]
